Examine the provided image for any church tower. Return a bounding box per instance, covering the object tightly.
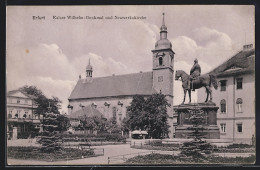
[86,58,93,82]
[152,13,175,138]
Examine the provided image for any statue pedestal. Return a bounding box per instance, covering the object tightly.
[173,102,220,139]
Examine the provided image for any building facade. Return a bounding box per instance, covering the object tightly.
[68,14,175,138]
[197,44,255,144]
[7,90,41,139]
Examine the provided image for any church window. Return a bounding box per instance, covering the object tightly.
[17,99,20,104]
[158,76,163,82]
[236,78,243,89]
[220,99,226,113]
[112,107,117,118]
[236,98,243,113]
[159,57,163,66]
[220,80,227,91]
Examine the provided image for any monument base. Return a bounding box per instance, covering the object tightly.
[175,125,220,139]
[173,102,220,139]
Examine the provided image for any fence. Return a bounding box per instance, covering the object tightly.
[108,151,154,164]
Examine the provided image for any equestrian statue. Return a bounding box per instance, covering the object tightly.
[175,58,218,104]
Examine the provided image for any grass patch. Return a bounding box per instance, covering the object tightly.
[7,146,96,162]
[126,153,255,164]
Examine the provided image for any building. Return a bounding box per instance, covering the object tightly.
[7,90,41,139]
[197,44,255,144]
[68,14,175,138]
[67,104,106,134]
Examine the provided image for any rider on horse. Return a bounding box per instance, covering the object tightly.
[188,58,201,91]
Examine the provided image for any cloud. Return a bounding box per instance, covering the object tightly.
[172,27,235,72]
[7,41,133,112]
[72,52,130,78]
[33,76,76,111]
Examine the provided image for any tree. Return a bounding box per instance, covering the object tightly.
[56,114,70,132]
[79,116,107,134]
[180,108,212,162]
[19,85,62,114]
[38,112,62,153]
[124,93,170,139]
[125,95,146,131]
[144,93,170,139]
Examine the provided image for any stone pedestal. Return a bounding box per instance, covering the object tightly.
[173,102,220,139]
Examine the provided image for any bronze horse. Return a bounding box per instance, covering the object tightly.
[175,70,218,104]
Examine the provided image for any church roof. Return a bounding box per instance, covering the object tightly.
[209,48,255,77]
[68,71,154,100]
[68,105,103,119]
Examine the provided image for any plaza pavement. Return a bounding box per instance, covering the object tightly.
[7,140,178,165]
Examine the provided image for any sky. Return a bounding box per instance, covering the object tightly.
[6,5,255,113]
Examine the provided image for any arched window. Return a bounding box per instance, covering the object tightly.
[112,107,117,118]
[220,99,226,113]
[236,98,243,112]
[159,57,163,66]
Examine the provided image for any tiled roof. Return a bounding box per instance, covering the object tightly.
[209,49,255,77]
[67,105,103,119]
[68,72,154,100]
[7,90,36,99]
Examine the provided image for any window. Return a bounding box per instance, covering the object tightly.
[8,113,12,119]
[17,99,20,104]
[237,123,243,133]
[220,123,226,133]
[158,76,163,82]
[17,110,21,118]
[220,80,227,91]
[220,99,226,113]
[159,57,163,66]
[236,98,243,113]
[112,107,117,118]
[236,78,243,89]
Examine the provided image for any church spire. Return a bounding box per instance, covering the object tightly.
[86,58,93,79]
[160,13,167,39]
[162,13,165,27]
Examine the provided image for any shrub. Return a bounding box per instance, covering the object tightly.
[227,143,253,149]
[149,140,162,146]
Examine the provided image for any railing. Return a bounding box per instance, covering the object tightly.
[107,150,176,164]
[108,151,153,164]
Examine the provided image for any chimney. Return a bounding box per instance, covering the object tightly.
[243,44,253,51]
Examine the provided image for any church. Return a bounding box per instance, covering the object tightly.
[68,14,176,138]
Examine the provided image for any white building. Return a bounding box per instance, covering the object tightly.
[197,44,255,144]
[7,90,41,139]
